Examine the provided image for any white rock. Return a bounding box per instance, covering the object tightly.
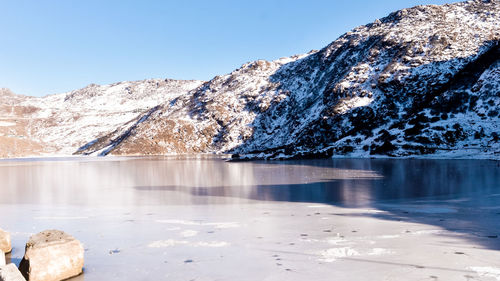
[0,250,4,266]
[0,229,11,254]
[18,230,84,281]
[0,264,26,281]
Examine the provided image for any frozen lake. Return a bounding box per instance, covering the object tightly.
[1,156,499,280]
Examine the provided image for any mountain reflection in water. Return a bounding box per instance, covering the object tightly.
[0,157,498,207]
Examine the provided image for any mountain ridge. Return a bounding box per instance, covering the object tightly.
[2,0,499,159]
[0,79,203,157]
[77,0,499,159]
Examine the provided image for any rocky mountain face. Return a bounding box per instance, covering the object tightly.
[2,0,499,159]
[76,0,500,159]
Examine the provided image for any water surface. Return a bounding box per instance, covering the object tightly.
[0,156,498,207]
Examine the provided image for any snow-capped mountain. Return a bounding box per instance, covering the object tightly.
[0,79,203,158]
[76,0,499,159]
[2,0,499,159]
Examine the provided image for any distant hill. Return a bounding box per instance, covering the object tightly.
[0,80,202,158]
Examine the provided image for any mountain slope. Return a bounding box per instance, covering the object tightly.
[0,88,45,157]
[78,0,500,159]
[0,79,203,158]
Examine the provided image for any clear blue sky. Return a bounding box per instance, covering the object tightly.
[1,0,458,97]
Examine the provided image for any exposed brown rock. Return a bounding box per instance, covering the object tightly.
[0,230,11,254]
[18,230,83,281]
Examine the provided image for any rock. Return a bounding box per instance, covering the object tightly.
[0,229,11,254]
[0,250,4,266]
[18,230,83,281]
[0,264,26,281]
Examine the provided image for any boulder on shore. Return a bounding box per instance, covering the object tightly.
[0,230,11,254]
[0,250,4,266]
[18,230,84,281]
[0,264,26,281]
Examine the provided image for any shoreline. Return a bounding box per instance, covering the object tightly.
[0,152,499,162]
